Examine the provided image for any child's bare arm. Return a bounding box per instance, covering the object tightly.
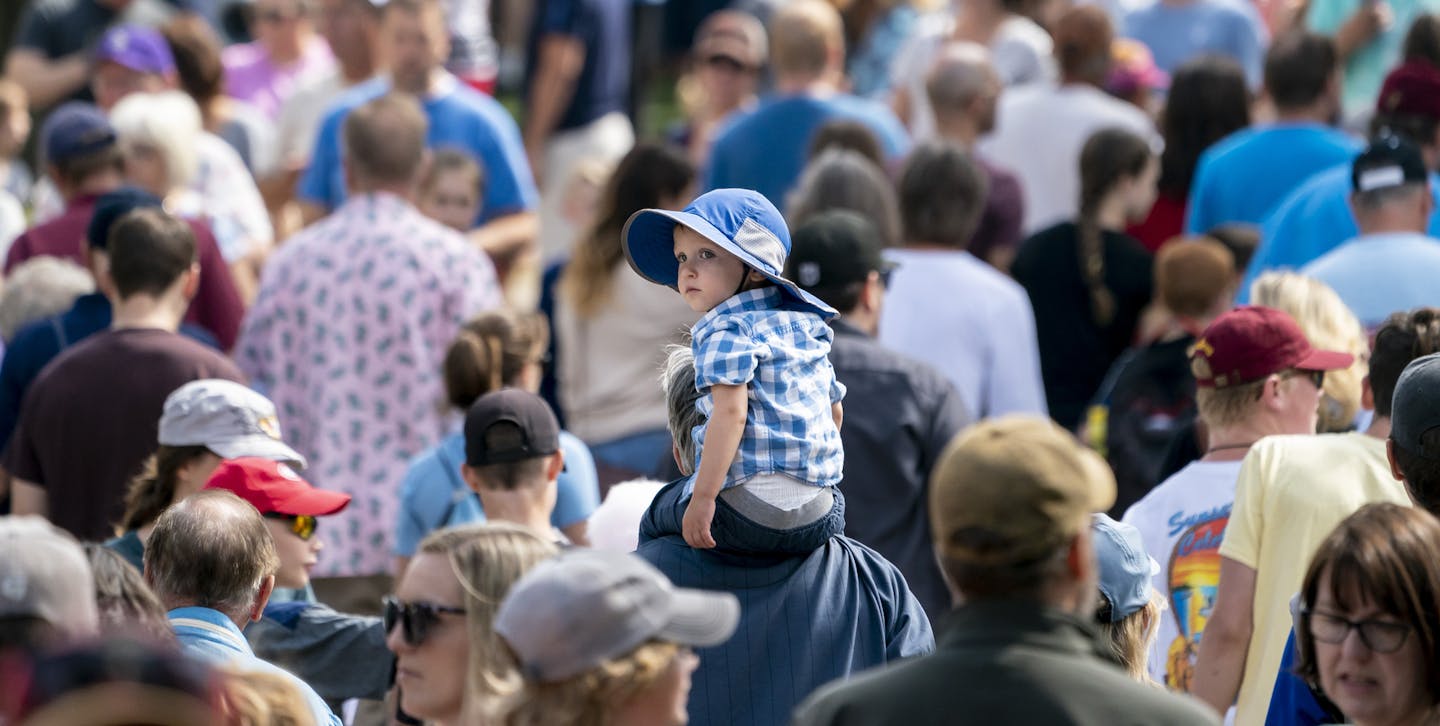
[832,400,843,432]
[684,383,749,548]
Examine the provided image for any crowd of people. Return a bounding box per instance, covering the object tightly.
[2,0,1440,724]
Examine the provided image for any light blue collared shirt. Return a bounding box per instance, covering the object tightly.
[169,606,341,726]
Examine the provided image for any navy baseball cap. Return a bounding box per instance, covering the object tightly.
[464,389,561,466]
[40,103,117,165]
[1352,135,1428,194]
[95,25,176,75]
[87,187,164,250]
[1391,352,1440,459]
[622,188,838,319]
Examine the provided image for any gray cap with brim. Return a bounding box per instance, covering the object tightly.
[494,549,740,683]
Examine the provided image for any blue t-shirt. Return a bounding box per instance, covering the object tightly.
[1185,124,1361,235]
[1265,629,1339,726]
[1242,166,1440,298]
[1300,231,1440,329]
[392,429,600,556]
[525,0,631,131]
[1122,0,1266,87]
[703,94,910,210]
[297,75,537,225]
[690,288,845,493]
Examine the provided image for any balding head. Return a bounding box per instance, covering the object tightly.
[927,42,1001,136]
[769,0,843,82]
[144,490,279,624]
[343,92,429,192]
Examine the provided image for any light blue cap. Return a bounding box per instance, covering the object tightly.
[1093,513,1159,622]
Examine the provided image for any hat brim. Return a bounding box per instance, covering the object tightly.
[209,436,309,470]
[654,588,740,648]
[1294,349,1355,372]
[622,209,838,319]
[276,487,352,517]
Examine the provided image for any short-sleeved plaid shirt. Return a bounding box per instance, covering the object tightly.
[690,287,845,492]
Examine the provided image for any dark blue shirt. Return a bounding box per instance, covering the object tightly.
[828,321,968,621]
[635,479,935,726]
[525,0,631,132]
[0,293,217,454]
[1265,629,1343,726]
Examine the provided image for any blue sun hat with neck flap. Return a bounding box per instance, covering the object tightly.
[621,188,838,319]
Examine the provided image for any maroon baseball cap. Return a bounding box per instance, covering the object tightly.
[1188,306,1353,388]
[1377,61,1440,120]
[202,458,350,517]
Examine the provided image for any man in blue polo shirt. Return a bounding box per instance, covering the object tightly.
[703,0,908,210]
[298,0,538,270]
[1243,61,1440,298]
[1185,31,1359,235]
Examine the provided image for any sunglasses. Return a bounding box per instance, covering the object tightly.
[1281,369,1326,390]
[263,513,317,541]
[1305,608,1412,653]
[383,596,466,647]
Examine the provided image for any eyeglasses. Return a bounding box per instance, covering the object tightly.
[263,513,317,541]
[383,596,466,647]
[1305,608,1413,653]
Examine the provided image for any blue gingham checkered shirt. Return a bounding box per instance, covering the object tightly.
[689,287,845,492]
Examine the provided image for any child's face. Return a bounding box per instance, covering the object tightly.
[674,225,747,312]
[419,169,481,232]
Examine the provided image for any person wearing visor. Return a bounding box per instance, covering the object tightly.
[204,457,395,706]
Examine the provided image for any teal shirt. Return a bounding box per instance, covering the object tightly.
[1308,0,1440,119]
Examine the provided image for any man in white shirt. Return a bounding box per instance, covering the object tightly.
[979,4,1156,234]
[879,141,1046,420]
[1122,305,1351,694]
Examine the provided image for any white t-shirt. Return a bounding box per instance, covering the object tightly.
[889,12,1056,141]
[978,83,1157,234]
[879,247,1047,420]
[1122,459,1243,691]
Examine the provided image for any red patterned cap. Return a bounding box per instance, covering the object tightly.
[1189,306,1353,388]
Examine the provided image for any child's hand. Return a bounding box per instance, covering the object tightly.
[683,496,718,549]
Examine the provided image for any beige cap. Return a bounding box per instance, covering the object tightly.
[930,416,1116,566]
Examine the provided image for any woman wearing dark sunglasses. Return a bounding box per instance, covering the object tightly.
[1295,503,1440,726]
[386,523,558,726]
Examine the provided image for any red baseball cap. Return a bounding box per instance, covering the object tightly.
[1377,61,1440,120]
[1188,306,1354,388]
[202,458,350,517]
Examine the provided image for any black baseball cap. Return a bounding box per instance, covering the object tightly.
[1392,353,1440,459]
[87,187,163,250]
[785,209,895,309]
[1352,135,1428,194]
[464,389,561,466]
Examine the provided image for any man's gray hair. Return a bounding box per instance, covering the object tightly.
[661,344,705,477]
[144,490,279,622]
[0,257,94,342]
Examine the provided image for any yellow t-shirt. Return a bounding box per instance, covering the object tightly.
[1219,432,1410,725]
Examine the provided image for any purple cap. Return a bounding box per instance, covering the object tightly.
[40,102,117,164]
[95,25,176,75]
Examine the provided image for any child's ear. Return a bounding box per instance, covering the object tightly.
[747,269,767,284]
